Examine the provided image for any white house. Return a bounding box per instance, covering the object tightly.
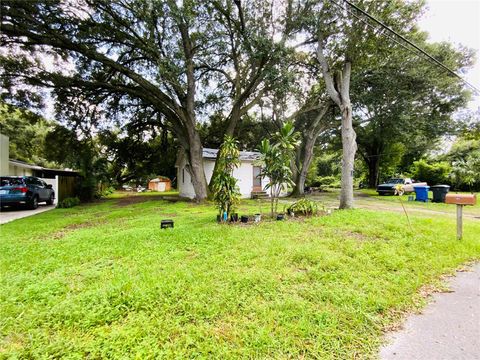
[176,148,269,199]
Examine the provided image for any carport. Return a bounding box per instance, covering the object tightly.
[1,135,80,205]
[7,160,79,205]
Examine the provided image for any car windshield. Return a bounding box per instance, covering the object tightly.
[386,178,403,184]
[0,177,25,186]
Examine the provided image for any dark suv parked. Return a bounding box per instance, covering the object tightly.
[0,176,55,209]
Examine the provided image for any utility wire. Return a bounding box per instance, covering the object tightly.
[329,0,426,64]
[330,0,470,98]
[333,0,480,95]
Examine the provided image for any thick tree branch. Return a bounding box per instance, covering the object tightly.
[316,37,341,106]
[1,23,182,118]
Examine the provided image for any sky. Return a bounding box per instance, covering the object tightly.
[418,0,480,111]
[40,0,480,119]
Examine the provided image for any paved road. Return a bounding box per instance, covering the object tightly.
[0,204,55,225]
[380,263,480,360]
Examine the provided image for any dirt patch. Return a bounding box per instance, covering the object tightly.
[185,250,199,260]
[115,195,167,207]
[46,218,108,240]
[354,191,372,198]
[159,213,178,218]
[65,219,107,230]
[337,229,383,241]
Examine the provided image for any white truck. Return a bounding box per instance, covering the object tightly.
[376,178,427,196]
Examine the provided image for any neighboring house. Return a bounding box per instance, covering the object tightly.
[148,176,171,192]
[7,159,35,176]
[1,134,79,204]
[176,148,269,199]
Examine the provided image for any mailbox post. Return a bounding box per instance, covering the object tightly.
[456,204,463,240]
[445,194,477,240]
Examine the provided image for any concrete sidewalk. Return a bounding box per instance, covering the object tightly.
[380,263,480,360]
[0,204,55,224]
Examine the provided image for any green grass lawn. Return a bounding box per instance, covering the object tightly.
[1,193,479,358]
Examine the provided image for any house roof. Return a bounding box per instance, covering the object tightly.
[149,176,171,183]
[9,159,78,174]
[202,148,261,161]
[9,159,43,170]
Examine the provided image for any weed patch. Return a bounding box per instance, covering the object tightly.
[1,193,479,358]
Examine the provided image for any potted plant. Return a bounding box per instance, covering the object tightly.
[254,198,262,222]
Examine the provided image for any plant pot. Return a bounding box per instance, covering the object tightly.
[240,215,249,223]
[254,213,261,222]
[276,214,285,221]
[230,213,239,222]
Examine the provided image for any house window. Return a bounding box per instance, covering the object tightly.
[182,168,185,183]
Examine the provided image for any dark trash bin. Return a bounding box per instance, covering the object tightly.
[414,185,430,202]
[431,185,450,203]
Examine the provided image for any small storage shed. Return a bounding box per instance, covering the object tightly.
[148,176,171,192]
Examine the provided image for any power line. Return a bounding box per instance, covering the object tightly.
[334,0,480,95]
[329,0,426,64]
[329,0,467,93]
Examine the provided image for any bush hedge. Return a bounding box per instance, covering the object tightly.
[57,197,80,208]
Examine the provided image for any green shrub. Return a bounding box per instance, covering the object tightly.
[285,198,320,216]
[410,159,451,185]
[95,186,115,198]
[305,160,318,187]
[311,176,340,188]
[57,197,80,208]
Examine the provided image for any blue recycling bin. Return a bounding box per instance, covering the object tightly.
[414,185,430,202]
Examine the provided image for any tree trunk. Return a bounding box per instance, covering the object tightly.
[339,103,356,209]
[290,104,330,196]
[367,157,380,188]
[270,186,274,217]
[226,103,241,137]
[184,128,209,202]
[177,20,209,202]
[291,137,315,196]
[317,37,356,209]
[209,103,242,191]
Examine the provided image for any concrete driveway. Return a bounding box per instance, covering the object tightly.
[380,263,480,359]
[0,204,55,225]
